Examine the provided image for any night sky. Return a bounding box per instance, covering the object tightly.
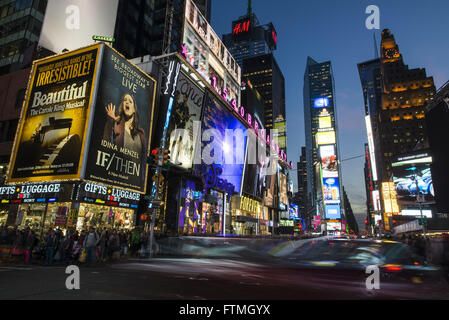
[211,0,449,223]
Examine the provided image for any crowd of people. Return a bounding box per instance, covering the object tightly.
[0,225,153,266]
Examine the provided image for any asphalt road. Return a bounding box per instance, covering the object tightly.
[1,257,448,300]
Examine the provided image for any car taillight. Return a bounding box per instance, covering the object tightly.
[383,264,403,272]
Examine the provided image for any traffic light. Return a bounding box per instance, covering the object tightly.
[162,148,170,166]
[148,148,161,166]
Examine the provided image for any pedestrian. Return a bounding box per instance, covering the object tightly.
[44,229,57,265]
[97,230,108,263]
[83,227,99,266]
[131,228,141,257]
[62,229,75,265]
[119,230,128,257]
[24,229,35,264]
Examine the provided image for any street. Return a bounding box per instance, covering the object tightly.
[1,253,448,300]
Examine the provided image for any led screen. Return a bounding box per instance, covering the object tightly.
[322,177,340,203]
[289,204,299,220]
[316,131,336,145]
[320,145,338,178]
[279,172,288,209]
[319,116,332,129]
[242,136,268,199]
[196,92,247,194]
[392,154,434,205]
[314,97,330,108]
[325,204,341,220]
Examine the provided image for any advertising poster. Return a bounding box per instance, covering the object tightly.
[289,204,299,220]
[84,45,156,193]
[165,71,205,169]
[8,45,101,183]
[39,0,119,54]
[264,169,277,208]
[195,93,247,194]
[242,137,268,199]
[392,154,435,205]
[320,145,338,178]
[279,172,289,208]
[316,130,336,145]
[322,177,340,203]
[325,204,341,220]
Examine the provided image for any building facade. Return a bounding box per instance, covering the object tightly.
[378,29,436,232]
[425,81,449,215]
[303,57,344,233]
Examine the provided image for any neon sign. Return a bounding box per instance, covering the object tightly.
[201,165,235,195]
[233,20,251,35]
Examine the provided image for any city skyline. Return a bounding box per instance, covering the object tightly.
[212,0,449,221]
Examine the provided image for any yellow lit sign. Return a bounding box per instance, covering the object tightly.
[316,131,336,145]
[319,116,332,129]
[382,182,400,214]
[240,196,262,215]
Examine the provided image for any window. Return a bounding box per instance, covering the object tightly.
[14,89,26,110]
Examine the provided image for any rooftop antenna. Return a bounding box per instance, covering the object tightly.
[247,0,252,16]
[373,32,379,59]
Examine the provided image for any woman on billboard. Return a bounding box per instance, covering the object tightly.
[103,93,145,156]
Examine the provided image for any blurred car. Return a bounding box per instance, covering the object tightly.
[279,238,449,299]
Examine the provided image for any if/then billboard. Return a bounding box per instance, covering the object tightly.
[8,43,157,194]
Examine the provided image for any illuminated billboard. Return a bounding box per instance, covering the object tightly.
[8,45,101,183]
[320,145,338,178]
[164,69,205,169]
[289,204,299,220]
[279,171,289,209]
[314,97,330,108]
[365,116,378,181]
[195,92,247,194]
[322,177,340,203]
[382,182,400,215]
[242,138,268,199]
[392,152,435,205]
[83,45,157,193]
[325,204,341,220]
[316,131,336,145]
[319,116,332,129]
[39,0,119,54]
[183,0,241,89]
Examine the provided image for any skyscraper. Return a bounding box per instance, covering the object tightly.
[222,5,285,155]
[296,146,308,229]
[222,13,277,66]
[303,57,344,232]
[377,29,436,232]
[358,58,383,229]
[114,0,211,59]
[379,29,436,180]
[242,54,286,152]
[0,0,48,75]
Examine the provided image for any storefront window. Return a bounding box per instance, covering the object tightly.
[42,202,71,232]
[76,204,135,231]
[0,205,9,226]
[16,203,46,233]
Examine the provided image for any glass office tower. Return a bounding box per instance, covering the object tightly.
[303,57,344,232]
